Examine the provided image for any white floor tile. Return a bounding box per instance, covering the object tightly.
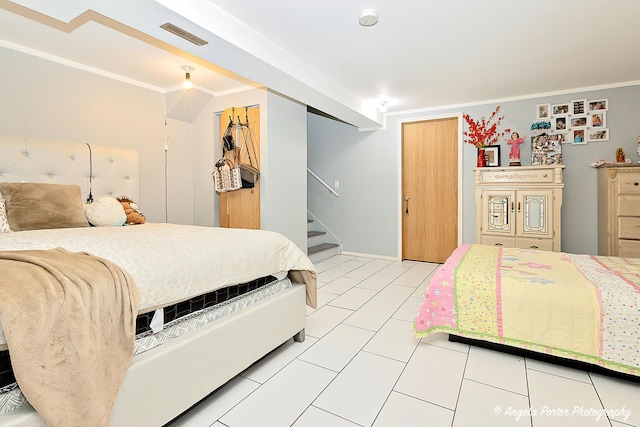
[376,263,413,278]
[453,379,532,427]
[319,276,362,295]
[298,324,374,372]
[464,346,528,395]
[421,332,469,354]
[393,263,439,287]
[321,254,355,264]
[392,296,422,322]
[317,260,367,282]
[373,391,454,427]
[327,287,377,310]
[241,337,318,384]
[343,259,394,279]
[343,284,414,331]
[589,372,640,426]
[305,305,354,338]
[306,290,339,315]
[363,318,420,362]
[314,351,405,426]
[313,260,342,273]
[525,358,591,383]
[527,369,609,427]
[220,360,336,427]
[355,273,395,291]
[167,376,259,427]
[395,343,467,409]
[292,406,360,427]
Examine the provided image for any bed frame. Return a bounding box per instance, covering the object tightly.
[0,135,308,426]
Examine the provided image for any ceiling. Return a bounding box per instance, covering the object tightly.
[1,0,640,128]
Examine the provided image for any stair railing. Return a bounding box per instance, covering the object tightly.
[307,168,340,197]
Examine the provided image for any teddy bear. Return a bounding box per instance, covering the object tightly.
[116,196,146,225]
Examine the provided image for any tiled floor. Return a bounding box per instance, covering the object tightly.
[168,254,640,427]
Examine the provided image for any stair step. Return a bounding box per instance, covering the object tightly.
[308,243,339,255]
[307,230,326,238]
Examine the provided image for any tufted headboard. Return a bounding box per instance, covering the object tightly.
[0,134,139,202]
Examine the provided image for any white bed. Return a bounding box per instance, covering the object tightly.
[0,135,317,426]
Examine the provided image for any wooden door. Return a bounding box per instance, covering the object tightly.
[219,106,260,229]
[402,117,458,263]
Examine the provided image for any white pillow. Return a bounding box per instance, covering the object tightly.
[0,199,10,233]
[85,196,127,227]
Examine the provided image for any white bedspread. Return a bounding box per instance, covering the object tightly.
[0,223,315,313]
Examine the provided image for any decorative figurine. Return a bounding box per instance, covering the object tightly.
[507,132,526,166]
[636,135,640,158]
[616,147,626,164]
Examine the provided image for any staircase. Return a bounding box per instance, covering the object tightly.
[307,218,341,263]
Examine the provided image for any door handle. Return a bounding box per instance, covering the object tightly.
[511,202,514,213]
[517,202,521,213]
[405,195,410,214]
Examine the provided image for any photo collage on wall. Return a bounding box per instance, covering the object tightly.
[532,98,609,166]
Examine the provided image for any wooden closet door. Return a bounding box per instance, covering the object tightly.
[402,117,458,263]
[219,106,260,229]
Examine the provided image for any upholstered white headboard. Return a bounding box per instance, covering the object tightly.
[0,134,139,202]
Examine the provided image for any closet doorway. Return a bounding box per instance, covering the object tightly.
[401,116,459,263]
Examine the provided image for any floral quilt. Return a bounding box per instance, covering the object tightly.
[414,244,640,376]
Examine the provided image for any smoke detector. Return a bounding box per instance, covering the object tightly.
[359,9,378,27]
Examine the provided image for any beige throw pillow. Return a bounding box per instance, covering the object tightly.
[0,182,90,231]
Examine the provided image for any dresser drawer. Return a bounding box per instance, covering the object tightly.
[618,195,640,216]
[481,168,554,184]
[515,237,554,251]
[618,217,640,239]
[617,173,640,195]
[619,240,640,258]
[480,235,516,248]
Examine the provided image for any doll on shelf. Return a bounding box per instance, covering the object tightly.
[507,132,526,166]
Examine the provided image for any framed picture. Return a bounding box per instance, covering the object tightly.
[589,111,606,128]
[570,115,588,128]
[484,145,501,167]
[536,103,551,120]
[588,98,608,112]
[571,99,586,115]
[587,128,609,142]
[552,103,570,116]
[571,129,587,145]
[553,116,568,131]
[555,131,570,143]
[531,134,562,166]
[548,133,565,145]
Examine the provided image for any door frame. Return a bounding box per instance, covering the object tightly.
[396,112,464,260]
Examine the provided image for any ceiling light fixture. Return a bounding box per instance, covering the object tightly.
[359,9,379,27]
[182,65,194,90]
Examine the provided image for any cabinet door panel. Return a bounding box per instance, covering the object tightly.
[482,190,515,236]
[517,190,552,238]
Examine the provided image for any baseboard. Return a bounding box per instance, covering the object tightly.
[340,251,400,261]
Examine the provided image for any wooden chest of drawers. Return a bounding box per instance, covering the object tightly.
[597,165,640,257]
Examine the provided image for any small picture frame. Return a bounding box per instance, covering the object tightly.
[587,128,609,142]
[484,145,501,167]
[536,103,551,120]
[571,99,586,115]
[571,129,587,145]
[552,103,570,116]
[555,131,570,143]
[588,98,608,112]
[589,111,606,128]
[554,116,568,131]
[531,134,562,166]
[570,116,588,128]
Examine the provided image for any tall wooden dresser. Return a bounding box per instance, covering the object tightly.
[597,165,640,257]
[475,165,564,252]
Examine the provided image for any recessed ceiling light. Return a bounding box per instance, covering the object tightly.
[359,9,378,27]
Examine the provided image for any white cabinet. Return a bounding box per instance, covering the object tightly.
[597,165,640,257]
[475,166,564,251]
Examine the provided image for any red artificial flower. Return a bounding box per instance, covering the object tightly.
[463,106,511,148]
